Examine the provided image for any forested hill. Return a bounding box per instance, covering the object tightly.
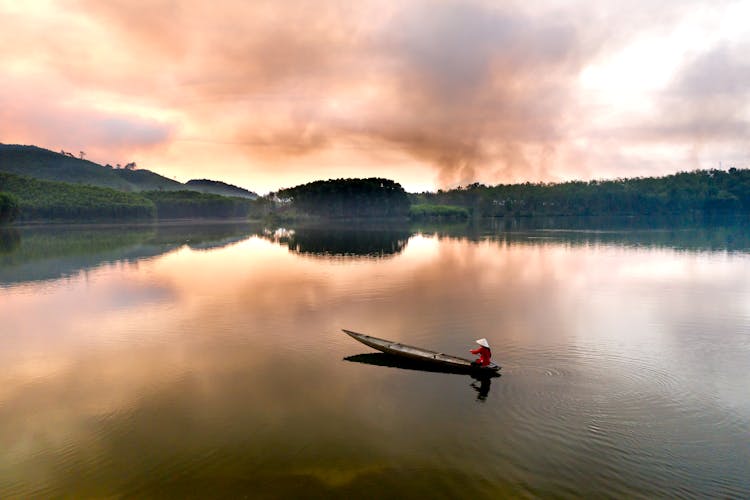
[0,144,257,195]
[0,144,137,190]
[0,171,258,222]
[0,171,155,221]
[412,169,750,217]
[185,179,258,199]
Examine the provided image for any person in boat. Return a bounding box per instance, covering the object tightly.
[470,338,492,367]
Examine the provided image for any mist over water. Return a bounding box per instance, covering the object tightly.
[1,219,749,497]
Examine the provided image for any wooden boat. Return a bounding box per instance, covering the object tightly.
[342,329,500,373]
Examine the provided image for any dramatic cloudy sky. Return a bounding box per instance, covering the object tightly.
[1,0,748,193]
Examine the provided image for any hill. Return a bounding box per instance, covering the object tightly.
[1,171,260,222]
[0,144,136,190]
[142,191,256,219]
[0,144,257,195]
[185,179,258,199]
[0,172,155,221]
[114,167,183,191]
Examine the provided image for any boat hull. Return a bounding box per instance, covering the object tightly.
[342,329,500,373]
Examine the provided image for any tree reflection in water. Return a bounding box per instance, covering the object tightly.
[0,228,21,254]
[0,222,258,286]
[261,225,412,258]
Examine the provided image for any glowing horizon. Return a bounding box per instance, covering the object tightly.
[1,0,748,194]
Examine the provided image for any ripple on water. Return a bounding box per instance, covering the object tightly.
[488,343,750,497]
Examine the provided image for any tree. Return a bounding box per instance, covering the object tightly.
[274,178,410,218]
[0,192,20,223]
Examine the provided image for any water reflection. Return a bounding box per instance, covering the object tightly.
[3,216,748,289]
[415,214,750,252]
[1,219,749,497]
[0,222,258,286]
[0,228,20,254]
[470,378,491,402]
[343,353,500,379]
[260,224,411,257]
[254,216,750,258]
[344,353,498,402]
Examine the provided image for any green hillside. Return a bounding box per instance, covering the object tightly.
[0,171,261,222]
[0,192,20,223]
[0,172,155,221]
[114,167,184,191]
[0,144,251,194]
[0,144,134,190]
[185,179,258,199]
[142,190,255,218]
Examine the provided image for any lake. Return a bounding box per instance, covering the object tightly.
[1,218,749,498]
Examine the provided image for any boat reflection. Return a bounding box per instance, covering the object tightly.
[344,352,499,401]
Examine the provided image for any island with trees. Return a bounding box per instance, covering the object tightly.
[271,178,411,219]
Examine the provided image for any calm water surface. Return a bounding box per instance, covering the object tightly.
[1,219,749,498]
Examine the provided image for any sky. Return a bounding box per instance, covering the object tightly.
[1,0,749,194]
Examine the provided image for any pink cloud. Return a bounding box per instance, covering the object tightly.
[0,0,748,190]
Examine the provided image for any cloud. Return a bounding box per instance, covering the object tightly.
[607,43,750,168]
[359,2,588,185]
[0,76,175,163]
[52,0,594,184]
[664,44,750,144]
[1,0,749,189]
[178,1,592,185]
[675,44,750,98]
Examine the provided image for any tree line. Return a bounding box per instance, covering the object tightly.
[0,192,20,224]
[0,172,261,222]
[411,168,750,217]
[5,167,750,224]
[142,191,255,219]
[265,170,750,220]
[1,173,155,221]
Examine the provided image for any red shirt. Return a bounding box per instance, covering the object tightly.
[470,346,492,366]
